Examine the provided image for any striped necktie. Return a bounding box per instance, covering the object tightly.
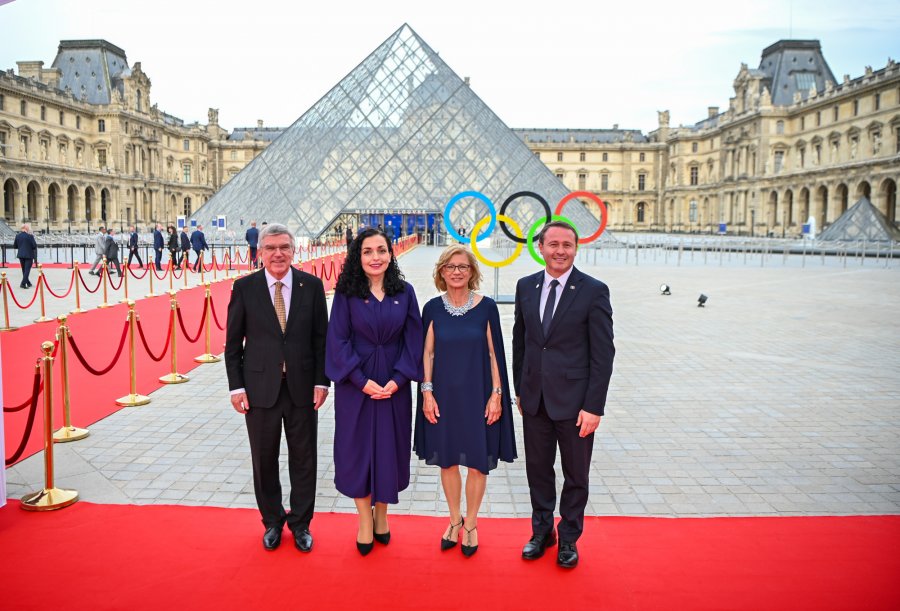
[274,281,286,332]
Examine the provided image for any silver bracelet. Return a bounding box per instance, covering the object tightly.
[492,387,502,396]
[421,382,434,392]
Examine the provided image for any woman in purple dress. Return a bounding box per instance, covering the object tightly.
[414,245,516,557]
[326,228,423,555]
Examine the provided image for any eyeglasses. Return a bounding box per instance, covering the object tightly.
[443,264,471,273]
[262,245,294,254]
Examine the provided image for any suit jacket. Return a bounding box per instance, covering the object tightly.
[179,232,191,251]
[245,227,259,248]
[167,232,179,252]
[153,229,164,250]
[13,232,38,259]
[94,232,107,255]
[129,231,139,251]
[225,268,329,409]
[512,267,614,420]
[190,230,208,252]
[104,235,120,260]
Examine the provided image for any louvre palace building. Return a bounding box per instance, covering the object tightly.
[1,37,898,237]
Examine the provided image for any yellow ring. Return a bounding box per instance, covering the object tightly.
[470,214,524,268]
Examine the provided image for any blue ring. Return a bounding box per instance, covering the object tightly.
[443,191,496,244]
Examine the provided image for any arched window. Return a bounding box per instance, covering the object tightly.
[136,89,142,112]
[636,202,646,223]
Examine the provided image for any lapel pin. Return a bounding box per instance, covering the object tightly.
[569,285,575,290]
[364,299,369,304]
[535,284,540,289]
[394,300,399,305]
[299,283,303,287]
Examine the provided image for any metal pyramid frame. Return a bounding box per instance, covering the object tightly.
[191,24,601,240]
[818,196,900,242]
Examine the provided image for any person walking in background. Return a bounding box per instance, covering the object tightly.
[246,220,259,269]
[414,245,516,557]
[325,228,423,556]
[513,221,615,569]
[88,226,107,275]
[191,224,209,272]
[166,225,179,268]
[225,223,329,553]
[179,226,191,268]
[126,225,143,269]
[153,223,165,271]
[104,228,123,276]
[13,223,38,289]
[345,225,353,249]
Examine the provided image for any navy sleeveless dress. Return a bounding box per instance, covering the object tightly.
[414,295,517,474]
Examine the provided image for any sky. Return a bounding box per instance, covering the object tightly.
[0,0,897,134]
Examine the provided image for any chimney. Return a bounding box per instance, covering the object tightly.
[708,106,719,118]
[612,123,618,130]
[464,77,470,86]
[257,119,264,129]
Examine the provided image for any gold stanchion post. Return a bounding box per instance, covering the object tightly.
[182,257,189,290]
[194,282,221,363]
[52,315,89,442]
[168,259,175,293]
[20,342,79,511]
[70,260,85,314]
[115,301,151,406]
[211,252,217,282]
[146,261,157,298]
[0,272,18,332]
[119,262,130,303]
[98,257,111,308]
[159,291,189,384]
[199,251,206,284]
[33,265,51,323]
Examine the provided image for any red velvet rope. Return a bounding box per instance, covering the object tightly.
[151,264,169,281]
[106,270,124,290]
[171,265,185,280]
[68,320,130,376]
[4,363,43,466]
[42,270,77,299]
[78,268,103,294]
[136,315,173,362]
[176,302,207,343]
[208,295,226,331]
[320,260,337,281]
[128,265,150,280]
[6,276,42,309]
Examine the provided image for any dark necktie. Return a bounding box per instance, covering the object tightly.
[542,279,559,338]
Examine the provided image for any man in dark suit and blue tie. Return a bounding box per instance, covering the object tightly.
[190,224,209,272]
[126,225,143,269]
[153,223,165,271]
[226,223,329,553]
[513,221,615,569]
[245,221,259,269]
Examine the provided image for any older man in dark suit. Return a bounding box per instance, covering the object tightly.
[513,221,615,569]
[190,224,209,272]
[226,223,329,553]
[13,223,38,289]
[153,223,165,271]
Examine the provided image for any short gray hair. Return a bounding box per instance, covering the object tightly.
[258,223,295,250]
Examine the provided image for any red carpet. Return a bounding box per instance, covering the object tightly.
[0,502,897,610]
[2,280,230,465]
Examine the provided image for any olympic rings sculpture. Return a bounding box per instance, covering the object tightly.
[443,190,608,267]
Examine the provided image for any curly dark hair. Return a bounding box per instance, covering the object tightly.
[335,228,406,298]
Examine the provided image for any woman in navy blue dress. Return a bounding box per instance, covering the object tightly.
[414,245,516,557]
[326,228,423,555]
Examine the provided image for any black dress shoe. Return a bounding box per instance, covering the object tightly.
[356,540,374,556]
[262,526,282,551]
[522,531,557,560]
[441,519,463,551]
[557,541,579,568]
[293,529,313,553]
[373,530,391,545]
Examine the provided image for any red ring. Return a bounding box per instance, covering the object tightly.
[554,191,608,244]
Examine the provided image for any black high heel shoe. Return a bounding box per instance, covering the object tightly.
[374,530,391,545]
[461,523,478,557]
[441,518,463,551]
[357,539,374,556]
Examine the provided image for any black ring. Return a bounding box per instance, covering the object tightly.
[498,191,552,244]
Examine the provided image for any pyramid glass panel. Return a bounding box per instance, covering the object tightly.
[192,24,605,241]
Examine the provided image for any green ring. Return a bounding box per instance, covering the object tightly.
[526,214,577,266]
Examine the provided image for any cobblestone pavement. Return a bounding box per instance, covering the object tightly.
[5,244,900,518]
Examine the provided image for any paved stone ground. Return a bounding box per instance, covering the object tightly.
[4,244,900,518]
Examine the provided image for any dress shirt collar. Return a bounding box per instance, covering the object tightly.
[543,266,573,289]
[264,268,293,290]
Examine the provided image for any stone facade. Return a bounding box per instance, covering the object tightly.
[2,39,898,235]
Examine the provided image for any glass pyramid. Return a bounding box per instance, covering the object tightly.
[818,196,900,242]
[193,24,603,241]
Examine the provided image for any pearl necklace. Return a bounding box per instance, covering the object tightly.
[442,290,475,316]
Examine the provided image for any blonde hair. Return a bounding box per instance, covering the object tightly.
[433,244,481,292]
